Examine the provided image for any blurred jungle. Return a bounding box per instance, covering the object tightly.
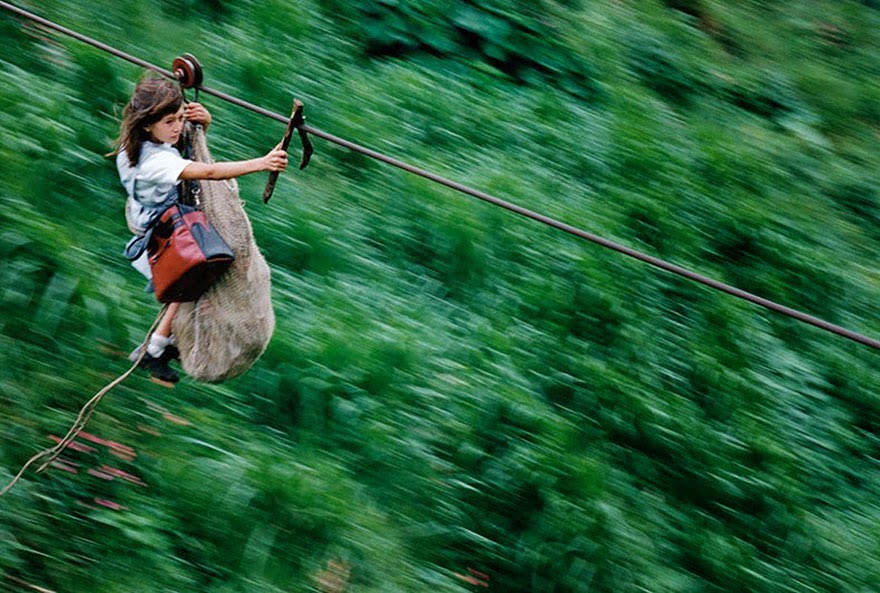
[1,0,879,591]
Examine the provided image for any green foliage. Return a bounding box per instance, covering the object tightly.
[318,0,601,100]
[2,0,880,592]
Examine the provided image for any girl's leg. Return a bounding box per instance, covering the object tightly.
[128,256,181,382]
[142,302,181,383]
[155,302,180,339]
[146,302,180,359]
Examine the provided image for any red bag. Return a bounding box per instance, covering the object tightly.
[147,204,235,303]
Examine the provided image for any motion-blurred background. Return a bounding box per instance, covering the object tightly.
[1,1,879,591]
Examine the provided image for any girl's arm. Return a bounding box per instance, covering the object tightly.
[179,146,288,180]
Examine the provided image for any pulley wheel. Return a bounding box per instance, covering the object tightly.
[172,53,203,88]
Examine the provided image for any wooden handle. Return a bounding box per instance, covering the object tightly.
[262,99,303,204]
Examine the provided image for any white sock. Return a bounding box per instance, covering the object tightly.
[147,333,171,358]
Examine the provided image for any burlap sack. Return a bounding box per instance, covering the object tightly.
[172,124,275,382]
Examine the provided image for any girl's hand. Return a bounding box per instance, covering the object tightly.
[184,102,212,129]
[263,146,288,172]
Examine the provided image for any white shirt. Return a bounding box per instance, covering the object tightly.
[117,141,192,234]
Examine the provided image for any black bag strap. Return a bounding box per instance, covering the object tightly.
[177,123,202,208]
[124,228,152,261]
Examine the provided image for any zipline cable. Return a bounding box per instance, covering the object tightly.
[2,1,878,351]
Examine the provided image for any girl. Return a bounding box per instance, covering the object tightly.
[115,76,288,383]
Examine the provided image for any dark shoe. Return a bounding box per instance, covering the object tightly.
[139,352,179,384]
[162,344,180,362]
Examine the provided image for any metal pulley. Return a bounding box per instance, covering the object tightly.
[172,53,203,88]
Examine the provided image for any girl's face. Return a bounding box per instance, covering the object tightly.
[146,106,184,144]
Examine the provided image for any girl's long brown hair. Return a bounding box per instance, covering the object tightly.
[112,77,183,167]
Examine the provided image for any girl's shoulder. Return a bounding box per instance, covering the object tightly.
[141,141,182,160]
[139,142,188,171]
[117,142,180,174]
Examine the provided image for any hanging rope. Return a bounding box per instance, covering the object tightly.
[1,1,878,350]
[0,305,168,496]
